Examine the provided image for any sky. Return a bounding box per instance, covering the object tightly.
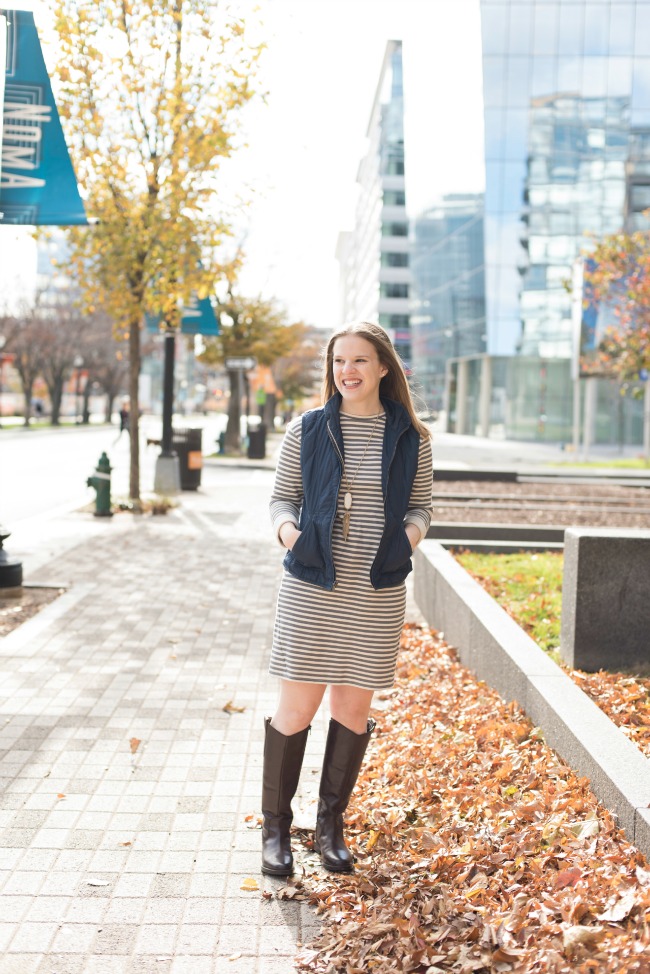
[0,0,486,330]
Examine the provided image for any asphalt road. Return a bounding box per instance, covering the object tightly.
[0,414,234,527]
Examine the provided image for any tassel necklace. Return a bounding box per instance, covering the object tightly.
[338,412,383,541]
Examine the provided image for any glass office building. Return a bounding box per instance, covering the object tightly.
[336,40,411,367]
[443,0,648,443]
[482,0,650,358]
[410,195,486,413]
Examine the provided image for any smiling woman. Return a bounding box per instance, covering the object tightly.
[331,335,388,416]
[260,320,434,878]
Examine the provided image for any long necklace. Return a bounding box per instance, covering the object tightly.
[339,412,383,542]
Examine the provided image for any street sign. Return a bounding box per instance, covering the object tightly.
[225,356,256,371]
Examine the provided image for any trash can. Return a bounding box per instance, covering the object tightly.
[247,421,266,460]
[172,428,203,489]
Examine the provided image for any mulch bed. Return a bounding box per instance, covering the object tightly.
[0,586,65,638]
[288,625,650,974]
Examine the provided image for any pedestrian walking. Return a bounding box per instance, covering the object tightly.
[114,398,130,443]
[263,321,433,876]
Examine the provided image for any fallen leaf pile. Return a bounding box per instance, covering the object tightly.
[292,624,650,973]
[571,670,650,760]
[456,554,650,760]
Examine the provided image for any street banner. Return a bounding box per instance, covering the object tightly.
[0,8,87,225]
[146,295,220,336]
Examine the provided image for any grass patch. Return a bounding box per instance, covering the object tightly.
[454,549,564,660]
[550,457,650,469]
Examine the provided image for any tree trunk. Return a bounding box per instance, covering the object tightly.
[49,378,64,426]
[105,392,114,424]
[225,369,242,451]
[129,316,141,502]
[82,382,92,424]
[20,379,34,426]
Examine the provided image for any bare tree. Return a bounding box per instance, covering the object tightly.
[35,297,86,425]
[3,313,41,426]
[77,310,129,424]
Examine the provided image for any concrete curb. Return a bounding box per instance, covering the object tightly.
[413,540,650,855]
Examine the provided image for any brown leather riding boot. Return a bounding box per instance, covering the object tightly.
[314,718,375,873]
[261,718,310,876]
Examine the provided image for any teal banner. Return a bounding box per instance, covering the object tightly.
[0,9,86,225]
[146,295,220,336]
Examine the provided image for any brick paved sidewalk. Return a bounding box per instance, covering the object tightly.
[0,472,330,974]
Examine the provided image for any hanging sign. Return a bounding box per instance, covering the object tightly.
[0,9,86,225]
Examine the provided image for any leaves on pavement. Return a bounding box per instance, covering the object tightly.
[293,624,650,973]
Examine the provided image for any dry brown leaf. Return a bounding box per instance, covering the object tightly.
[222,700,246,714]
[129,737,141,754]
[287,623,650,974]
[239,877,259,892]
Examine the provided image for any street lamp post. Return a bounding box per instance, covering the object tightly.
[73,355,83,424]
[0,334,5,429]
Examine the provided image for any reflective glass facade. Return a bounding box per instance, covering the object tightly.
[410,195,486,412]
[482,0,650,358]
[336,41,411,366]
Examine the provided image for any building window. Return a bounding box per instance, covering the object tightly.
[379,314,410,328]
[381,222,408,237]
[383,190,406,206]
[380,282,409,298]
[381,252,409,267]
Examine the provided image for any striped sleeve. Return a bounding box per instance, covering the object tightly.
[269,417,303,543]
[404,435,434,543]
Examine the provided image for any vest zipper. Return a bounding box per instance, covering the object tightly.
[326,421,343,589]
[371,424,409,590]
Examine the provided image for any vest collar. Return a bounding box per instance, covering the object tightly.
[323,392,411,435]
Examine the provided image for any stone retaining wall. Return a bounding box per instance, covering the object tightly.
[413,540,650,856]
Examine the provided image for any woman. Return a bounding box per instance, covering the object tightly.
[263,321,433,876]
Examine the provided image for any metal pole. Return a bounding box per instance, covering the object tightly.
[582,377,597,462]
[643,375,650,460]
[572,377,581,455]
[153,329,181,495]
[161,329,175,456]
[0,15,23,589]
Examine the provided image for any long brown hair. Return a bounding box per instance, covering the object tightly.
[321,321,431,439]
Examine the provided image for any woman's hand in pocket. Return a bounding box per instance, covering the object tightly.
[279,522,302,551]
[405,523,421,552]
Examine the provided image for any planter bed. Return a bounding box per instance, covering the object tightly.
[413,540,650,857]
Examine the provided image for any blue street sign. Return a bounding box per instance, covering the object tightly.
[146,295,219,336]
[0,9,87,225]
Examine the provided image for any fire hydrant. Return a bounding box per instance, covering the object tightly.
[87,452,113,517]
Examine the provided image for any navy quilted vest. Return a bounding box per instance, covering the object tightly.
[282,394,420,591]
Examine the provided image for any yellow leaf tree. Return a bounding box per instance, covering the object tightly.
[52,0,263,499]
[199,291,305,450]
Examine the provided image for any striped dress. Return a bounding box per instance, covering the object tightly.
[269,410,433,690]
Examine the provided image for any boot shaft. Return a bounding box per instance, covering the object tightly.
[319,718,375,815]
[262,718,310,817]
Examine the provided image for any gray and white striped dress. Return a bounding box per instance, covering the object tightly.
[269,411,433,690]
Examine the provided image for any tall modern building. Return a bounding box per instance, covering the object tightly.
[444,0,648,442]
[482,0,650,359]
[410,195,486,412]
[336,40,411,368]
